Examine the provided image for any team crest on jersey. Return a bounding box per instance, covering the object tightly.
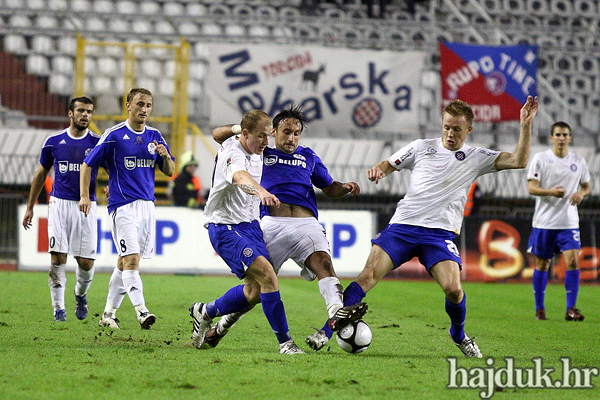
[425,147,437,155]
[293,153,306,161]
[243,247,253,258]
[147,142,156,155]
[571,164,577,171]
[58,161,68,173]
[85,148,93,156]
[455,151,466,161]
[264,155,278,166]
[124,156,136,170]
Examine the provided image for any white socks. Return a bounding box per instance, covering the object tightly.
[48,263,66,310]
[104,268,126,315]
[122,269,145,308]
[75,266,95,296]
[318,276,344,318]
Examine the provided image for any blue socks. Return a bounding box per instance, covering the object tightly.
[206,285,249,319]
[532,269,548,311]
[260,291,291,344]
[446,293,466,344]
[321,281,367,339]
[565,269,580,310]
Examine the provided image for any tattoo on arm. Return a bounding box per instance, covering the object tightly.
[239,184,258,195]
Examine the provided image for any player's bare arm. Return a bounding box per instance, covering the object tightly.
[528,180,566,198]
[212,125,238,144]
[322,181,360,198]
[570,182,590,206]
[233,170,280,207]
[22,165,50,229]
[495,95,538,171]
[367,160,395,184]
[79,162,93,216]
[153,140,175,177]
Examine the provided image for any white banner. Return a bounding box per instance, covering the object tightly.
[207,44,425,134]
[18,205,375,278]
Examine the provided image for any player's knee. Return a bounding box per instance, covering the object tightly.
[445,286,463,303]
[308,252,335,279]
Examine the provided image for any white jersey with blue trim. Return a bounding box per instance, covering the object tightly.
[39,128,101,201]
[388,138,500,233]
[84,120,173,213]
[527,149,590,229]
[203,136,263,227]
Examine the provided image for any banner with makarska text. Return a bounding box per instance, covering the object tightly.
[440,42,538,122]
[206,44,426,135]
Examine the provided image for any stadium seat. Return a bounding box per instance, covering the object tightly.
[249,25,270,38]
[95,94,121,115]
[163,2,186,16]
[577,54,599,73]
[52,56,75,75]
[189,62,207,81]
[48,0,68,10]
[502,0,527,15]
[202,22,224,36]
[93,0,115,13]
[157,78,174,97]
[225,24,246,37]
[136,77,157,93]
[31,35,55,55]
[117,0,137,14]
[71,0,92,12]
[4,0,26,8]
[132,19,154,35]
[481,0,502,14]
[35,15,59,29]
[92,75,114,95]
[96,56,120,76]
[549,0,572,16]
[232,4,254,17]
[192,42,209,59]
[26,54,50,77]
[188,79,203,100]
[552,54,576,73]
[186,3,208,16]
[108,19,131,33]
[3,34,28,56]
[140,59,162,79]
[279,6,301,20]
[573,0,597,15]
[156,20,176,35]
[57,36,77,55]
[153,95,173,117]
[209,4,232,16]
[147,40,170,58]
[255,5,277,19]
[49,74,73,96]
[164,60,175,78]
[8,15,32,28]
[526,0,550,14]
[547,73,569,93]
[179,21,201,35]
[86,17,107,32]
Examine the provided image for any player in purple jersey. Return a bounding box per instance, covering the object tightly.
[23,97,99,322]
[80,88,175,330]
[206,106,366,351]
[335,96,538,358]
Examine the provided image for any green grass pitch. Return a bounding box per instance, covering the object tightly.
[1,271,598,400]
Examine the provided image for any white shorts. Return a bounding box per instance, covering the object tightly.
[260,216,331,281]
[47,196,97,259]
[110,200,155,258]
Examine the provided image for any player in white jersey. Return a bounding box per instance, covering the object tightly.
[80,88,175,330]
[22,97,98,322]
[189,110,305,355]
[527,121,590,322]
[337,96,538,358]
[204,106,367,351]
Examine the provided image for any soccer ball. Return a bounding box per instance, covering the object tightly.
[336,320,372,353]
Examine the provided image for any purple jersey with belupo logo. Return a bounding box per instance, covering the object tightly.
[259,145,333,219]
[84,120,174,213]
[39,128,101,201]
